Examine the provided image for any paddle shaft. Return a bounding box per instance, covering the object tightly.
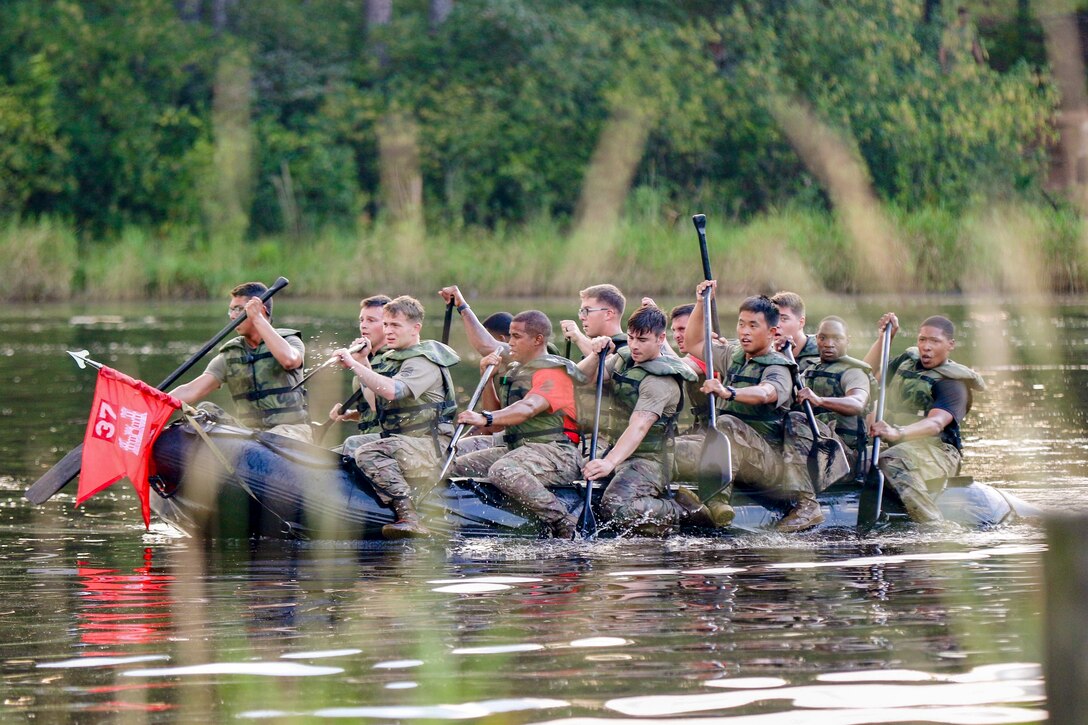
[703,291,718,430]
[858,323,894,530]
[312,386,367,446]
[442,299,454,345]
[869,324,894,473]
[578,351,608,538]
[692,214,721,336]
[24,277,290,505]
[434,361,500,484]
[781,345,822,439]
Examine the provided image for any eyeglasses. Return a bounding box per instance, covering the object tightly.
[228,305,246,317]
[579,306,610,316]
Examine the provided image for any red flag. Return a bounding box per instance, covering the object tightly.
[77,367,181,527]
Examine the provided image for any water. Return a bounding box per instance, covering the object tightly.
[2,296,1085,722]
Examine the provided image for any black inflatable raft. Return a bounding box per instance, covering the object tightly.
[148,420,1042,540]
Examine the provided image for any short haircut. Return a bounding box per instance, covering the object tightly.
[231,281,272,315]
[669,303,694,322]
[627,304,667,336]
[580,283,626,315]
[483,311,513,337]
[512,310,552,340]
[770,291,805,318]
[819,315,848,330]
[361,294,392,309]
[921,315,955,339]
[739,295,780,327]
[384,295,425,324]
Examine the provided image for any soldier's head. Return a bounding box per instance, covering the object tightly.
[669,303,695,355]
[815,316,850,363]
[483,311,513,343]
[579,283,625,337]
[383,295,425,350]
[737,295,779,356]
[228,282,272,334]
[626,304,667,364]
[770,291,806,343]
[509,310,552,363]
[359,294,392,342]
[917,315,956,369]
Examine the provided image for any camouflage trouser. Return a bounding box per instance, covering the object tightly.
[340,433,380,459]
[599,456,687,530]
[879,438,961,523]
[452,442,580,526]
[354,434,447,504]
[781,411,851,493]
[673,416,799,503]
[195,402,312,443]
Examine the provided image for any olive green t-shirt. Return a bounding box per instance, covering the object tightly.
[392,356,445,403]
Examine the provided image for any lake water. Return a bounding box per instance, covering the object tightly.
[2,295,1084,722]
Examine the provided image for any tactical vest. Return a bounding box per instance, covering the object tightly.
[611,332,628,350]
[370,341,460,443]
[607,347,696,459]
[684,356,711,433]
[723,346,793,442]
[499,354,587,448]
[802,355,875,451]
[354,347,388,433]
[796,334,820,375]
[219,330,309,429]
[887,347,986,450]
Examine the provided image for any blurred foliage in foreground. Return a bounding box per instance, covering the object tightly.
[0,0,1074,299]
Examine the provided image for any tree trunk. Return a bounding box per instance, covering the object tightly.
[429,0,453,31]
[367,0,392,67]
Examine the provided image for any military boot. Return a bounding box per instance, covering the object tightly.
[776,492,825,533]
[704,494,735,528]
[550,514,577,540]
[674,487,717,529]
[382,497,431,539]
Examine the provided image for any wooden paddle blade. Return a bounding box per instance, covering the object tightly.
[857,467,885,533]
[24,446,84,504]
[697,428,732,501]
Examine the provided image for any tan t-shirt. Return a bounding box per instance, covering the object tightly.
[711,340,793,411]
[606,353,681,421]
[393,356,445,402]
[838,367,871,397]
[204,334,306,383]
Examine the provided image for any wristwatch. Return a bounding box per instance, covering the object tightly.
[725,386,736,401]
[482,411,494,427]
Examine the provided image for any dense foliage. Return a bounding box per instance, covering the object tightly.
[0,0,1058,240]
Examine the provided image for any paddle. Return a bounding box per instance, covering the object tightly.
[293,340,368,390]
[312,387,366,446]
[857,322,894,533]
[696,289,732,501]
[24,277,290,505]
[442,299,454,345]
[577,349,609,539]
[428,350,507,494]
[780,345,848,490]
[692,214,720,336]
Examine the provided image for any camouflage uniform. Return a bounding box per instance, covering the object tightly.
[596,347,697,532]
[353,341,460,505]
[673,341,798,503]
[451,354,585,535]
[879,347,985,522]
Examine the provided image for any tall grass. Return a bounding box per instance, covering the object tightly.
[1,202,1084,302]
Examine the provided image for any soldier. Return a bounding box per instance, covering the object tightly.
[328,294,391,454]
[865,313,985,523]
[577,304,704,535]
[451,310,585,538]
[770,291,819,374]
[794,316,874,479]
[171,281,311,442]
[334,295,460,539]
[560,283,628,358]
[686,283,824,532]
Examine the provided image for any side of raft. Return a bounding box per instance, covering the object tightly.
[148,420,1041,540]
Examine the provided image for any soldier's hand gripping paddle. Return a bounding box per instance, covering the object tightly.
[697,288,732,501]
[24,277,290,505]
[857,322,894,533]
[781,345,848,490]
[577,351,609,539]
